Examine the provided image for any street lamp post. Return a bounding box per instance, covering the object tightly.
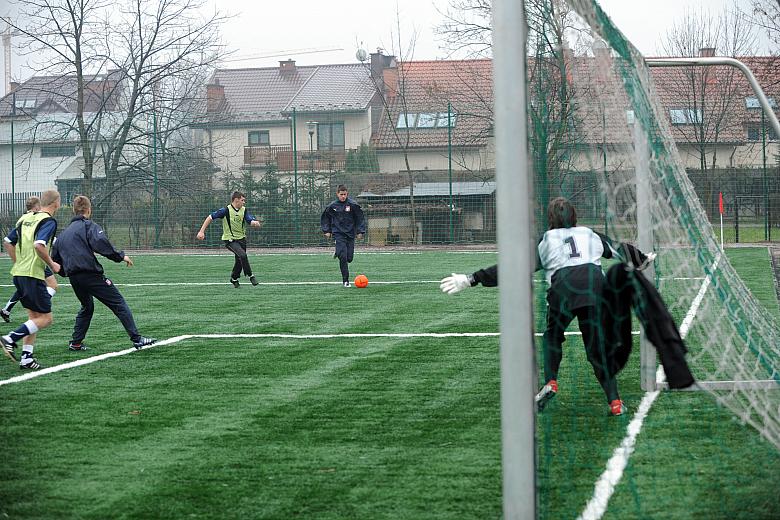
[306,121,316,172]
[306,121,317,206]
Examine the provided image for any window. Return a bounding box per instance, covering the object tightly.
[416,113,437,128]
[747,123,778,141]
[436,112,457,128]
[396,113,417,129]
[248,131,270,146]
[14,99,36,110]
[670,108,702,125]
[745,96,777,109]
[41,145,76,158]
[317,122,345,150]
[397,111,457,129]
[626,110,635,125]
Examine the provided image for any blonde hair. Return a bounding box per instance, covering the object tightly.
[25,196,41,212]
[73,195,91,216]
[39,189,61,207]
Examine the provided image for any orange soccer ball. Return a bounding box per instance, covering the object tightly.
[354,274,369,288]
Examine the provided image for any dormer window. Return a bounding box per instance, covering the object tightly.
[14,99,36,109]
[745,97,777,109]
[396,111,457,129]
[396,113,418,129]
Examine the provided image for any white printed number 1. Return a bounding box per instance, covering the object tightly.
[564,236,581,258]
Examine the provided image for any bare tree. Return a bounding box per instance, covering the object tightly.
[435,0,492,58]
[364,12,424,243]
[435,1,590,229]
[3,0,227,206]
[3,0,112,193]
[750,0,780,54]
[659,3,758,172]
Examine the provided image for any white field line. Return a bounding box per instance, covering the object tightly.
[0,332,499,387]
[54,250,497,258]
[577,253,721,520]
[0,276,701,289]
[0,281,445,288]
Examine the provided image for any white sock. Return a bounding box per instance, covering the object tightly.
[24,320,39,335]
[47,287,56,297]
[21,345,34,362]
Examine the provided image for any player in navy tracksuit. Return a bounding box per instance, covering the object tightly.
[51,196,156,351]
[440,197,654,416]
[321,185,366,287]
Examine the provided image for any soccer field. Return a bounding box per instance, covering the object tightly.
[0,248,778,519]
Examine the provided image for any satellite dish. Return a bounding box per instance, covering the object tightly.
[356,48,368,62]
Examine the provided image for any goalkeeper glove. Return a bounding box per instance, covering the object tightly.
[440,273,473,295]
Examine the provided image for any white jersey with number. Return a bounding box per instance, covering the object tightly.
[537,226,616,284]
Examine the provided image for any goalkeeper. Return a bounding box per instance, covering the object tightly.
[440,197,654,416]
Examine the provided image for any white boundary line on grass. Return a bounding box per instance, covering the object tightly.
[577,253,721,520]
[0,329,646,387]
[0,332,500,387]
[0,277,702,289]
[0,281,447,288]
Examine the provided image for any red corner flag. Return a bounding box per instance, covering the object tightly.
[719,192,724,215]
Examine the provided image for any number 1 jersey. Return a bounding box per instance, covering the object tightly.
[537,226,616,285]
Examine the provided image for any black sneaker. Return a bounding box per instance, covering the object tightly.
[19,358,42,370]
[343,281,351,287]
[249,275,259,286]
[0,309,10,323]
[68,341,89,351]
[230,278,240,288]
[1,335,17,362]
[132,336,157,350]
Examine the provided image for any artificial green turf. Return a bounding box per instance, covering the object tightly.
[0,248,778,519]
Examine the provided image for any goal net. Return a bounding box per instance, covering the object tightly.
[519,0,780,517]
[527,0,780,449]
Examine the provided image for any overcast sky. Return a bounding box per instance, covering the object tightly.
[0,0,770,97]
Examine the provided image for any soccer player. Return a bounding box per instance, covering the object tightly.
[1,189,62,369]
[196,191,262,288]
[51,195,156,351]
[321,185,366,287]
[440,197,655,416]
[1,196,58,323]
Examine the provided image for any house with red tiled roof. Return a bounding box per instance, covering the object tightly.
[191,54,497,180]
[370,59,494,176]
[650,54,779,170]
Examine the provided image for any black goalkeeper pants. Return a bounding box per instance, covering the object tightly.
[542,304,619,402]
[224,238,252,280]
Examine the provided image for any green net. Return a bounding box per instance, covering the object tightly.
[527,0,780,518]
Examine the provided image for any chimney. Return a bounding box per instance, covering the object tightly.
[562,45,575,83]
[9,81,20,92]
[700,47,716,57]
[370,50,398,97]
[279,59,297,73]
[206,79,225,113]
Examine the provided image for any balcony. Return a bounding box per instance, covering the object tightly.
[244,145,350,172]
